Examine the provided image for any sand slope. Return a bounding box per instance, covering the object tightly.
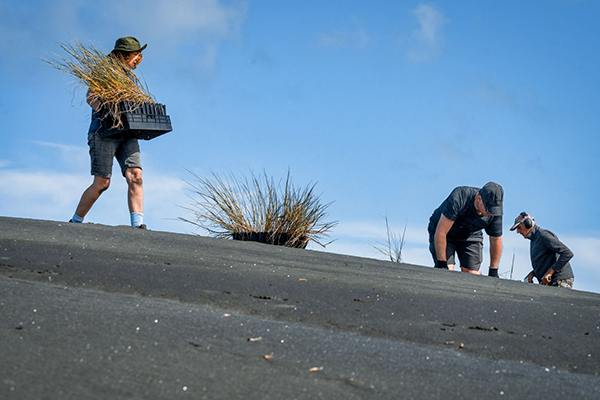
[1,216,599,399]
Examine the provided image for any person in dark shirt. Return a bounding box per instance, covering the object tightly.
[428,182,504,277]
[510,212,574,289]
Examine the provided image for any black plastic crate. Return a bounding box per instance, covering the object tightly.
[103,101,172,140]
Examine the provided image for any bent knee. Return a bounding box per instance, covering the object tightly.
[93,177,111,192]
[125,168,143,185]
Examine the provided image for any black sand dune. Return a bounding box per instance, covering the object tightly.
[1,216,599,399]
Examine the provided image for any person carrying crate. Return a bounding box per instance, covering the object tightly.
[70,37,148,228]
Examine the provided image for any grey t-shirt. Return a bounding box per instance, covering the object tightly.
[428,186,503,239]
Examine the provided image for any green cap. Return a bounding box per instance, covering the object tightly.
[113,36,147,53]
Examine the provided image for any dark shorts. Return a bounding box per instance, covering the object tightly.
[88,132,142,178]
[429,232,483,271]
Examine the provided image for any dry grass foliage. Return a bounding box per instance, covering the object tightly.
[42,39,155,129]
[371,216,407,263]
[180,170,338,248]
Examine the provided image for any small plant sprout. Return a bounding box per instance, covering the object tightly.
[371,215,407,263]
[180,169,338,249]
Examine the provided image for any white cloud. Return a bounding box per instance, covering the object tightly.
[560,235,600,293]
[145,0,247,38]
[334,219,427,241]
[317,31,351,48]
[333,220,386,239]
[1,0,248,76]
[476,78,515,108]
[30,141,89,169]
[105,0,249,71]
[565,236,600,265]
[408,3,445,63]
[0,165,190,232]
[0,170,89,220]
[317,18,370,48]
[330,219,431,265]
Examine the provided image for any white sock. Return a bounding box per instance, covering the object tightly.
[130,212,144,227]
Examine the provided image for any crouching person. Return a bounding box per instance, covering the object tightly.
[510,212,574,289]
[428,182,504,277]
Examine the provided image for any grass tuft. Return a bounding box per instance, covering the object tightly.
[41,39,155,129]
[371,216,407,263]
[180,169,338,248]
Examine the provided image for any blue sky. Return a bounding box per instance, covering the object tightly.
[1,0,599,292]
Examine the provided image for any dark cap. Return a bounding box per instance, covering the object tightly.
[480,182,503,216]
[113,36,147,53]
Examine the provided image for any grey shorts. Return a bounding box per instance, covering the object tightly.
[88,132,142,178]
[429,232,483,271]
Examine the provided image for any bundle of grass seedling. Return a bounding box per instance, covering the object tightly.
[42,39,155,129]
[181,170,338,248]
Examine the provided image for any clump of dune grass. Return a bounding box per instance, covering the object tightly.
[180,170,338,248]
[42,39,155,129]
[371,215,407,263]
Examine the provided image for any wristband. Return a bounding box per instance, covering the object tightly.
[435,260,448,269]
[488,267,499,277]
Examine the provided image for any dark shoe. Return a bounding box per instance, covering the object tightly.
[135,224,147,230]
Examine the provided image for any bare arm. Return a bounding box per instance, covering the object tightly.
[434,214,454,266]
[489,236,502,270]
